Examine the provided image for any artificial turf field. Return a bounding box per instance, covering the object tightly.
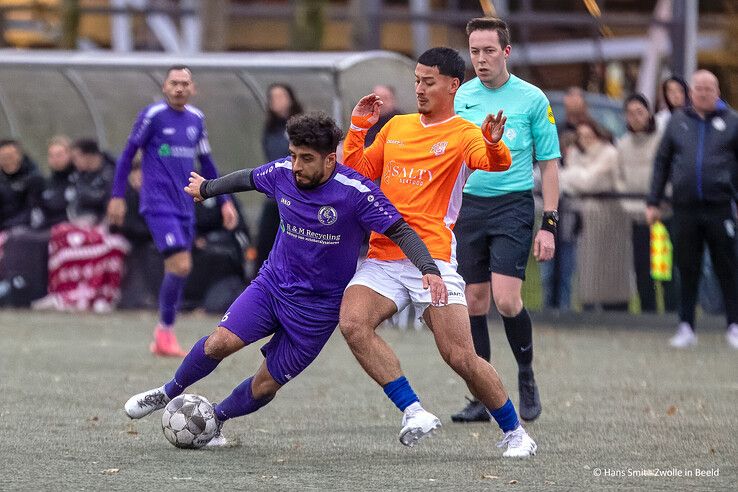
[1,310,735,491]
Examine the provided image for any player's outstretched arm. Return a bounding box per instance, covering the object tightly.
[463,110,512,172]
[184,170,255,203]
[384,218,448,305]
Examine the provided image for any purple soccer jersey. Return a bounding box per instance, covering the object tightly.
[253,158,400,312]
[112,101,224,218]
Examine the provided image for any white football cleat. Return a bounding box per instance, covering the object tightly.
[497,426,537,458]
[399,404,441,447]
[726,324,738,350]
[205,416,229,447]
[124,386,170,419]
[669,323,697,348]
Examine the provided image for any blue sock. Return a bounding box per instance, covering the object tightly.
[164,337,220,398]
[159,272,187,326]
[214,377,274,421]
[488,398,520,433]
[382,376,419,412]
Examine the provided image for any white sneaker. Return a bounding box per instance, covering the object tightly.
[124,386,170,419]
[205,433,229,447]
[497,426,537,458]
[399,404,441,447]
[726,324,738,349]
[669,323,697,348]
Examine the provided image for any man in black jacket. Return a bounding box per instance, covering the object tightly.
[0,139,45,231]
[69,139,115,223]
[647,70,738,349]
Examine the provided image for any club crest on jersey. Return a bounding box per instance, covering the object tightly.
[318,206,338,225]
[186,126,198,142]
[430,141,448,156]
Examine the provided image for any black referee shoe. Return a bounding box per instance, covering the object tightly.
[518,369,541,422]
[450,397,491,423]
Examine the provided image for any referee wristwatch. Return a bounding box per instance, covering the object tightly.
[541,210,559,235]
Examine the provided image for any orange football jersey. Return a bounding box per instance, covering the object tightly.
[343,113,511,263]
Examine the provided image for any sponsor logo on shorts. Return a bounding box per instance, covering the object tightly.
[387,139,403,145]
[280,197,291,206]
[447,290,464,298]
[318,206,338,225]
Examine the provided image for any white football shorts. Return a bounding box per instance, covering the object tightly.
[346,258,467,315]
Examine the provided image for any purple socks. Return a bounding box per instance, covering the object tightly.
[214,377,274,421]
[159,272,187,326]
[164,337,220,398]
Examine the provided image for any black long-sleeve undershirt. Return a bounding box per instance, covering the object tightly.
[199,169,441,277]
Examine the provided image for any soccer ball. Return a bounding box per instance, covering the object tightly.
[161,394,218,449]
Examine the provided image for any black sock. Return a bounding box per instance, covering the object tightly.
[502,307,533,367]
[469,315,490,362]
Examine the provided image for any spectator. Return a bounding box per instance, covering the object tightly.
[183,196,252,314]
[255,83,303,272]
[0,139,44,231]
[560,119,631,310]
[33,138,128,313]
[117,157,163,310]
[647,70,738,349]
[68,138,116,223]
[655,76,690,130]
[39,135,74,228]
[365,84,404,146]
[557,87,590,154]
[616,94,677,313]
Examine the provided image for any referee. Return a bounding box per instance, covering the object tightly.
[452,18,560,423]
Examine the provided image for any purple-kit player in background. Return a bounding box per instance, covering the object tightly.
[123,112,447,446]
[107,66,238,357]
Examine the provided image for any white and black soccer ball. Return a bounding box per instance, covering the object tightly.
[161,394,218,449]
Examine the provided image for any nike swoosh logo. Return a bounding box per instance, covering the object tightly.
[520,344,532,352]
[465,103,480,110]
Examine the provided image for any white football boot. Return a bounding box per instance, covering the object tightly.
[205,415,229,447]
[669,322,697,348]
[399,403,441,447]
[497,426,537,458]
[124,386,170,419]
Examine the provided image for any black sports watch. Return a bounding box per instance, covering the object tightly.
[541,210,559,234]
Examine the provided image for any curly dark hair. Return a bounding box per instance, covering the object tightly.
[417,47,466,83]
[286,112,343,155]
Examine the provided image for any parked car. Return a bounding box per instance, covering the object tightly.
[546,90,626,138]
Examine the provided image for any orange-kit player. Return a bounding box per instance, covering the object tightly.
[338,47,537,458]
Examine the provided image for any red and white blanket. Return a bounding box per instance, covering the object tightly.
[33,222,130,312]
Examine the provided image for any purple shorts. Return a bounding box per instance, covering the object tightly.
[219,277,338,385]
[144,214,194,255]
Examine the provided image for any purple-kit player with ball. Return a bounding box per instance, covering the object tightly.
[124,112,447,446]
[107,65,238,357]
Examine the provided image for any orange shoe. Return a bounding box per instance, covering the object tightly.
[150,325,187,357]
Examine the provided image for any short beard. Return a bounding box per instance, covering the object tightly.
[294,173,323,190]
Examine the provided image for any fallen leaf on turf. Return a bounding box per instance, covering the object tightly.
[88,416,99,422]
[102,468,119,475]
[545,480,556,485]
[126,430,138,435]
[709,448,715,454]
[471,432,480,439]
[666,405,678,416]
[509,479,518,484]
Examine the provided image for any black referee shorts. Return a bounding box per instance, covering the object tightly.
[455,191,534,283]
